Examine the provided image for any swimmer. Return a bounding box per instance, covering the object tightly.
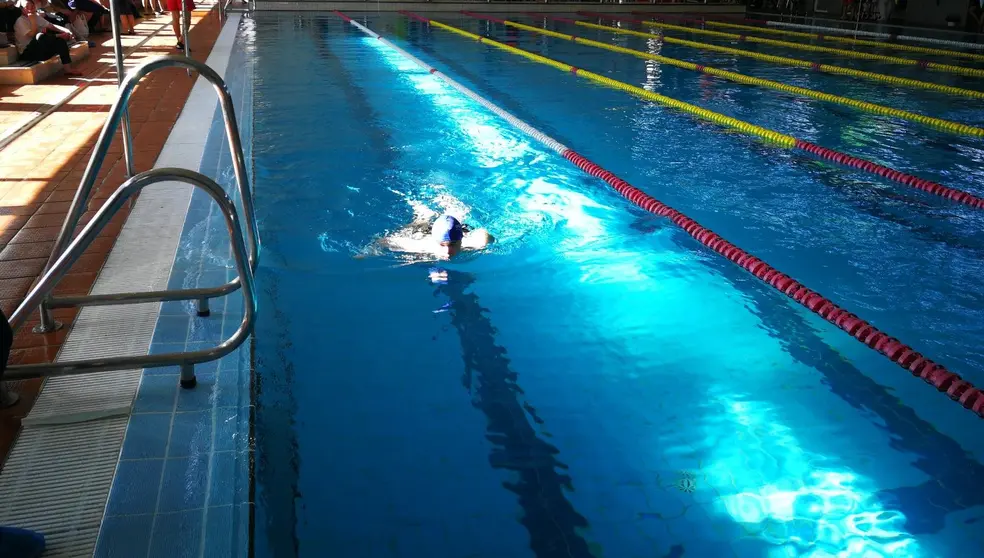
[378,206,493,261]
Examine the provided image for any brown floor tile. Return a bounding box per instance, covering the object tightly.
[0,258,48,280]
[23,213,66,229]
[10,226,60,244]
[36,201,73,215]
[0,204,41,217]
[51,272,97,297]
[44,189,80,203]
[11,327,67,350]
[0,215,30,233]
[0,276,33,300]
[9,345,60,365]
[0,241,54,262]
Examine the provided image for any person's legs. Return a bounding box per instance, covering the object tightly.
[26,34,80,74]
[39,33,72,65]
[170,9,181,44]
[21,37,57,62]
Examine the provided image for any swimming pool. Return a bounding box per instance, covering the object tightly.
[241,11,984,557]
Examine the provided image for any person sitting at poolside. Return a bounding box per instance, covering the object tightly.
[378,211,492,261]
[13,0,82,76]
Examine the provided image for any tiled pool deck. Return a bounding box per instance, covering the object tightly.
[0,7,253,557]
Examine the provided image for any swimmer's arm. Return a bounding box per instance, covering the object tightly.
[461,228,492,251]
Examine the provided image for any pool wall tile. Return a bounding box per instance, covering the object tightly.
[168,410,214,458]
[133,375,180,413]
[94,514,154,558]
[204,505,235,558]
[152,315,192,345]
[120,413,173,460]
[213,407,241,452]
[149,509,205,558]
[159,456,210,513]
[175,375,220,412]
[208,451,237,508]
[105,459,164,517]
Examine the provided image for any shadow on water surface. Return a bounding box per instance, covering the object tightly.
[436,269,600,558]
[254,271,302,558]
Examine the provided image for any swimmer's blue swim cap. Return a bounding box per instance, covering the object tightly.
[432,214,463,243]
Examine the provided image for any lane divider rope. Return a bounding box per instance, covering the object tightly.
[628,10,984,61]
[758,18,984,52]
[537,14,984,100]
[462,12,983,138]
[334,10,984,420]
[424,12,984,209]
[578,11,984,79]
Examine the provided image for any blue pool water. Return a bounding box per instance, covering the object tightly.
[240,11,984,558]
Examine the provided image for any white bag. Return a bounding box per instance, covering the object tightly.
[70,13,88,41]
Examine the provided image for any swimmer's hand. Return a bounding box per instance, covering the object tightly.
[462,228,492,251]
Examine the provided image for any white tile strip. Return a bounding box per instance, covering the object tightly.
[0,12,242,557]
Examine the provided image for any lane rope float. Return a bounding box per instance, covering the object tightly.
[534,14,984,100]
[334,10,984,420]
[629,10,984,61]
[461,12,984,138]
[579,11,984,79]
[418,12,984,209]
[752,17,984,52]
[764,20,984,52]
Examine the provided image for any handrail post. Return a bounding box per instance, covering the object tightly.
[181,0,191,76]
[109,0,135,179]
[35,0,135,331]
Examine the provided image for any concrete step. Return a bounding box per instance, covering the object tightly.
[0,42,89,85]
[0,45,17,66]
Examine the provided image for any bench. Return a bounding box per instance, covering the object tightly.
[0,45,16,65]
[0,42,89,85]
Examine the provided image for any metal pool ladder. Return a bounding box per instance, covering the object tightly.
[0,56,260,408]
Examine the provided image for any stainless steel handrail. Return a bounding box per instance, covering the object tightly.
[181,1,191,75]
[33,56,260,333]
[3,168,257,389]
